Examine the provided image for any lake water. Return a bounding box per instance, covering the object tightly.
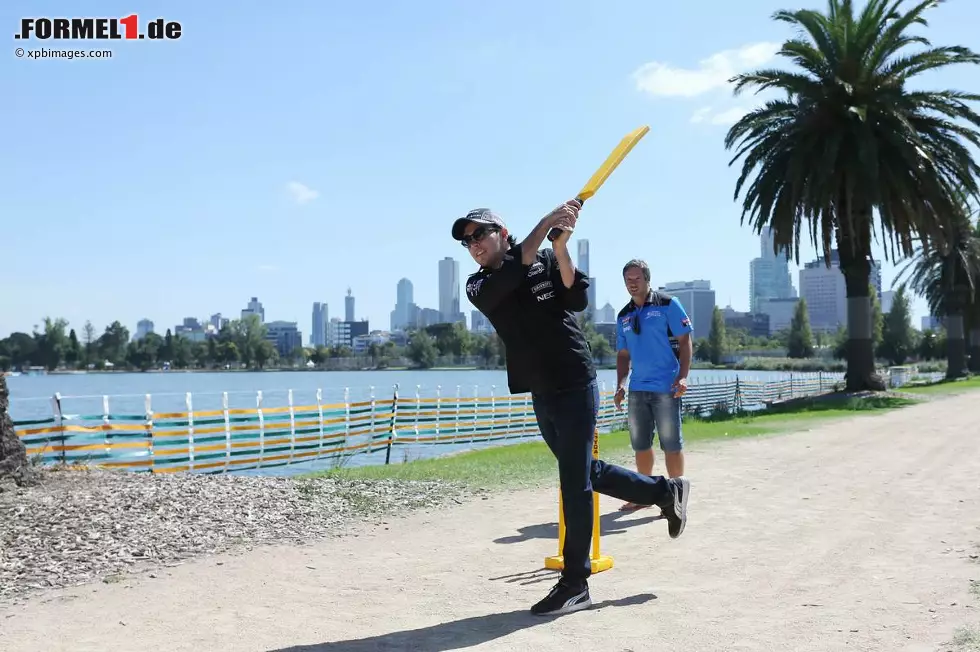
[5,368,839,476]
[5,367,822,415]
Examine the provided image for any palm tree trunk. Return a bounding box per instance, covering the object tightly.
[945,285,971,378]
[969,325,980,373]
[839,260,885,392]
[946,314,968,378]
[967,296,980,373]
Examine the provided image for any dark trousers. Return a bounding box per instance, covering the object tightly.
[532,379,673,583]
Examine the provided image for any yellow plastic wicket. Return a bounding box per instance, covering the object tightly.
[543,429,614,573]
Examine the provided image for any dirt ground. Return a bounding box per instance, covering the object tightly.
[2,391,979,652]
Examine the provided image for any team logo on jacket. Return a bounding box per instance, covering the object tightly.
[527,261,545,277]
[466,278,484,296]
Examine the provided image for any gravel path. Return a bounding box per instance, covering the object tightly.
[1,391,978,652]
[0,469,475,601]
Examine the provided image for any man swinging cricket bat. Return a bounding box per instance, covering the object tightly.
[451,126,690,617]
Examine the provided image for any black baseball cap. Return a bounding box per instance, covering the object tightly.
[451,208,506,241]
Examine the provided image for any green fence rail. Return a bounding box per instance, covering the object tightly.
[12,374,845,474]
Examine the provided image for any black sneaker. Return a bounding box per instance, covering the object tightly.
[530,579,592,616]
[662,476,689,538]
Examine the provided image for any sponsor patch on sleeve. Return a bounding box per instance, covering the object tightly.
[466,278,484,296]
[681,317,692,327]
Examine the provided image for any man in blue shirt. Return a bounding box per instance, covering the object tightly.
[615,259,693,511]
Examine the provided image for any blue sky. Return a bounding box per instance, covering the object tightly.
[3,0,979,340]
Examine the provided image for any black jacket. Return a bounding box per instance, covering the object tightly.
[465,246,596,394]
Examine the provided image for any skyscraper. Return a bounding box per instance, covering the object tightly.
[438,257,463,324]
[750,227,797,313]
[799,249,882,333]
[662,280,716,340]
[390,278,418,331]
[577,240,590,276]
[311,302,328,347]
[344,289,355,322]
[241,297,265,322]
[576,239,597,319]
[135,319,154,341]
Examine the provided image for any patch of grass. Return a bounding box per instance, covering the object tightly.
[305,394,915,489]
[728,356,847,372]
[902,375,980,395]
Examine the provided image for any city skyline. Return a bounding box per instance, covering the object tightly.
[15,225,926,350]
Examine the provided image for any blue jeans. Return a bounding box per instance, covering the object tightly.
[532,380,674,583]
[628,391,684,453]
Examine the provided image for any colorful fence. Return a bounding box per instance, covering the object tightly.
[12,374,846,475]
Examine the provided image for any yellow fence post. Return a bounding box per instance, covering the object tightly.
[544,426,614,573]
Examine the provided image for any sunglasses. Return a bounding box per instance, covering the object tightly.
[460,225,499,248]
[630,311,642,335]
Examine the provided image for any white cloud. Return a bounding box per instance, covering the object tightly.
[689,106,712,123]
[688,105,757,127]
[286,181,319,205]
[633,42,780,98]
[709,106,751,125]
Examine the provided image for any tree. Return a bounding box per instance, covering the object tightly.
[707,306,727,365]
[82,320,96,367]
[0,333,37,369]
[832,324,848,360]
[918,328,944,360]
[787,299,815,359]
[406,331,438,369]
[897,201,980,378]
[724,0,980,391]
[694,339,711,362]
[879,285,915,365]
[479,335,499,368]
[126,332,163,371]
[33,317,69,371]
[171,336,193,369]
[253,340,277,369]
[870,285,884,355]
[427,322,472,361]
[97,321,130,367]
[65,328,80,368]
[207,337,218,366]
[591,336,613,365]
[193,341,211,368]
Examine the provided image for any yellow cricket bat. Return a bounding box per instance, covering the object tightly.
[547,125,650,241]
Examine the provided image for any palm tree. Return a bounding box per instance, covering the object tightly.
[896,196,980,378]
[724,0,980,391]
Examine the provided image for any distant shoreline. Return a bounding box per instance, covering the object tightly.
[5,359,863,376]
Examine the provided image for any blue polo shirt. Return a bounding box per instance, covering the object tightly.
[616,291,693,393]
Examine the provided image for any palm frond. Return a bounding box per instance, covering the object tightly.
[878,46,980,84]
[724,0,980,269]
